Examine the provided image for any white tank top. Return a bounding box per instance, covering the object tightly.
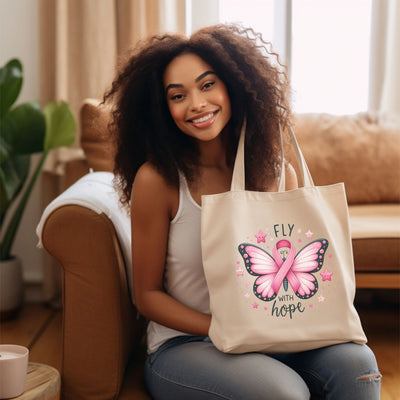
[146,172,210,354]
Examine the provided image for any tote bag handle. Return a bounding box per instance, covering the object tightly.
[231,120,314,191]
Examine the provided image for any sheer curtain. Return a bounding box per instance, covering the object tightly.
[39,0,185,305]
[39,0,185,171]
[369,0,400,120]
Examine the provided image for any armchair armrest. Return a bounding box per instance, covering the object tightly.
[41,205,144,400]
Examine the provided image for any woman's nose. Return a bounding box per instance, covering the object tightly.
[190,91,207,112]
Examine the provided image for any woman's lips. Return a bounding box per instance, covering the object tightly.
[188,111,218,128]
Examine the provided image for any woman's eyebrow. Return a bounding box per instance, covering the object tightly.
[165,70,216,93]
[195,70,216,82]
[165,83,183,93]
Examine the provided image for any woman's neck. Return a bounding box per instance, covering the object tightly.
[187,136,234,203]
[196,127,231,171]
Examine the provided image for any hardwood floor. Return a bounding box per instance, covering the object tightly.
[0,304,62,372]
[356,291,400,400]
[1,291,399,399]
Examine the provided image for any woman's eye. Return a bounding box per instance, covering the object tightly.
[170,93,184,101]
[202,81,215,90]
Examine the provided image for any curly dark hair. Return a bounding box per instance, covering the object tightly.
[103,24,292,206]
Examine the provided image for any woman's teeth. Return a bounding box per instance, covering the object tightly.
[192,112,214,124]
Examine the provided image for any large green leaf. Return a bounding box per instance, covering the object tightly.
[0,59,23,118]
[43,101,76,151]
[0,134,11,164]
[0,154,30,220]
[0,101,45,155]
[0,151,46,260]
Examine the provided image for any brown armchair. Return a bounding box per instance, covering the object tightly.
[38,99,400,400]
[38,99,150,400]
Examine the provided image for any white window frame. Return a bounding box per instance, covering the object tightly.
[186,0,379,115]
[186,0,292,69]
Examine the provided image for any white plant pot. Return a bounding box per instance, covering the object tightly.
[0,257,24,320]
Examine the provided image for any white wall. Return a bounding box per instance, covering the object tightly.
[0,0,43,284]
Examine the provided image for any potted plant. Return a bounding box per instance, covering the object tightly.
[0,58,76,319]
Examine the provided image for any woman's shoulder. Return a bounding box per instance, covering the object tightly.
[134,162,167,187]
[132,162,178,218]
[132,162,173,200]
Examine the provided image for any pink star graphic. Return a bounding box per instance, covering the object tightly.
[318,296,325,302]
[244,293,250,298]
[255,230,267,243]
[305,230,313,239]
[320,269,333,281]
[252,302,259,309]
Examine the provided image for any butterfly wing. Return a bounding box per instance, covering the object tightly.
[291,239,329,299]
[238,244,279,301]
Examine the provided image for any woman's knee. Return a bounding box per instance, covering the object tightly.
[347,344,381,382]
[336,343,380,375]
[323,343,382,399]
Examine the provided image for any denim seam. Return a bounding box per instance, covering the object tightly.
[296,367,331,397]
[150,367,233,400]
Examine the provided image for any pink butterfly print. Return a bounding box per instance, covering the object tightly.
[238,239,329,301]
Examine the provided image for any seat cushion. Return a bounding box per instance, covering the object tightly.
[349,204,400,272]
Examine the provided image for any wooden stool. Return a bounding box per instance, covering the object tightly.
[16,363,60,400]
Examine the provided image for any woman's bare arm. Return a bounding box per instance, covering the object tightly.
[131,163,211,336]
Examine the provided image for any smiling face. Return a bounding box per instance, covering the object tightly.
[163,53,231,142]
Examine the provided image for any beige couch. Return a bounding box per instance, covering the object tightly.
[292,112,400,289]
[38,99,400,400]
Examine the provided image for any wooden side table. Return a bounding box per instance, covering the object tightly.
[16,362,60,400]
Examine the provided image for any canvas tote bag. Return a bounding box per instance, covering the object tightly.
[201,121,367,353]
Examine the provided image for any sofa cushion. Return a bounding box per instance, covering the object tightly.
[294,113,400,204]
[349,204,400,272]
[80,98,115,172]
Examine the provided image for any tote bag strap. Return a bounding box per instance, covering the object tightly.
[277,124,286,192]
[231,120,314,192]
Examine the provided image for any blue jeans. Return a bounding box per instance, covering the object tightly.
[144,336,381,400]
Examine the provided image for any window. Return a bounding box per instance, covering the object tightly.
[216,0,372,115]
[291,0,372,114]
[219,0,274,45]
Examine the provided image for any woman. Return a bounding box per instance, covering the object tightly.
[104,24,381,400]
